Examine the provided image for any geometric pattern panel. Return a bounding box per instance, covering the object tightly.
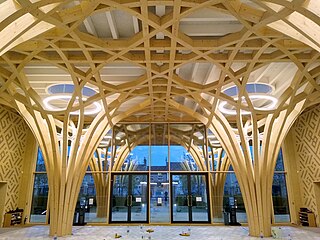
[0,105,28,212]
[292,104,320,222]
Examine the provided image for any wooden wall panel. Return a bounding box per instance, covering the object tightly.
[0,105,29,212]
[291,104,320,225]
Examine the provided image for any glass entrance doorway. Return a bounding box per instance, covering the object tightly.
[110,174,149,223]
[171,173,210,223]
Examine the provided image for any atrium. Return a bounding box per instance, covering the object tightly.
[0,0,320,239]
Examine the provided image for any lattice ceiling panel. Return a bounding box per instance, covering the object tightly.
[1,0,320,123]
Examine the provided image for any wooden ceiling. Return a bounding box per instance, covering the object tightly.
[1,0,320,123]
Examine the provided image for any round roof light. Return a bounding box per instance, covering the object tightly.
[43,84,101,115]
[222,82,274,97]
[219,83,277,115]
[46,83,97,96]
[43,95,102,115]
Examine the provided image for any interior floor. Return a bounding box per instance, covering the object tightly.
[0,225,319,239]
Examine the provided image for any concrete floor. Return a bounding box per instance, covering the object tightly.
[0,225,319,239]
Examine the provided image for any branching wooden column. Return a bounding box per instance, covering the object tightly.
[14,98,150,236]
[208,98,309,237]
[169,65,319,237]
[211,148,231,219]
[90,148,110,218]
[16,102,111,236]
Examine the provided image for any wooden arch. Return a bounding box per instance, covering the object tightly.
[111,125,207,172]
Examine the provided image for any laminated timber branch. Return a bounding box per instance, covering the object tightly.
[210,148,231,219]
[89,148,110,218]
[1,0,320,238]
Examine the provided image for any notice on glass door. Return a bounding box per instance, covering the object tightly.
[196,197,202,202]
[136,197,142,202]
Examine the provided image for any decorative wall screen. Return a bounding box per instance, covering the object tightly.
[292,104,320,221]
[0,106,29,211]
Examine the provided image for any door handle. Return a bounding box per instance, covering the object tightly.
[127,195,130,206]
[127,195,133,206]
[187,195,192,207]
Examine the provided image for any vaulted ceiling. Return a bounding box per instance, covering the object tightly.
[1,0,320,123]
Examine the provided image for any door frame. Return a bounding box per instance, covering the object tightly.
[109,173,149,224]
[0,181,8,228]
[170,172,211,223]
[313,181,320,226]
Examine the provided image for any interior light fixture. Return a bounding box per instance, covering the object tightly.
[208,135,216,139]
[219,83,277,115]
[99,140,109,145]
[222,82,274,96]
[210,140,221,145]
[218,94,278,115]
[43,95,101,115]
[43,83,101,115]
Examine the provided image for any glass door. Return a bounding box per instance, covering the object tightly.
[110,174,149,223]
[131,174,148,222]
[171,174,189,222]
[171,173,210,223]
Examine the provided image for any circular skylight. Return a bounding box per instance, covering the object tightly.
[46,84,97,97]
[43,84,101,115]
[219,83,277,115]
[223,83,274,97]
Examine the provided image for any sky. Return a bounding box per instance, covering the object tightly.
[129,145,193,166]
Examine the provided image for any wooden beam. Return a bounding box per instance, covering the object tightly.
[105,11,119,39]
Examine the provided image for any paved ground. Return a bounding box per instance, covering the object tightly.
[0,225,319,239]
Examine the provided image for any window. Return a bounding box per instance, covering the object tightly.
[30,149,48,223]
